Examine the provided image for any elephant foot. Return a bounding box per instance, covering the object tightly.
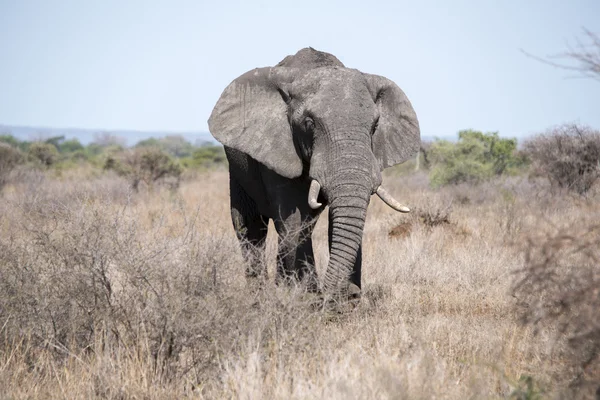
[318,282,361,313]
[327,281,361,299]
[341,282,361,310]
[346,282,362,299]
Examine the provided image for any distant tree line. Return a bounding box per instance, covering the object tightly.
[0,133,226,191]
[409,124,600,194]
[0,133,225,166]
[2,124,599,195]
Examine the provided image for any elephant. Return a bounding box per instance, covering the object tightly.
[208,47,420,299]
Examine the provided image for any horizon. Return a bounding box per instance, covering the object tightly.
[0,123,217,147]
[0,122,461,148]
[1,1,599,139]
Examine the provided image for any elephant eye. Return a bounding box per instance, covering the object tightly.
[304,117,315,132]
[370,116,380,136]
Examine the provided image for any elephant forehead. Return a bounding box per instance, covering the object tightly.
[292,69,375,113]
[293,68,363,91]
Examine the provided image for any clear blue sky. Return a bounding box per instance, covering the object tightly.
[1,0,598,139]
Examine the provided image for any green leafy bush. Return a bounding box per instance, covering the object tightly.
[135,135,196,158]
[59,138,85,154]
[428,130,523,187]
[27,142,60,167]
[0,134,30,152]
[180,144,227,169]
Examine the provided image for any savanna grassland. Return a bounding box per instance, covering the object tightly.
[1,159,598,399]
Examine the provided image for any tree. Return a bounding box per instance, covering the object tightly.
[0,134,21,148]
[161,135,194,158]
[134,137,161,148]
[0,143,24,191]
[523,28,600,82]
[44,135,65,149]
[523,123,600,194]
[135,135,195,158]
[428,130,521,186]
[190,145,226,168]
[0,134,30,152]
[104,147,182,191]
[58,138,84,154]
[93,132,125,148]
[28,142,60,167]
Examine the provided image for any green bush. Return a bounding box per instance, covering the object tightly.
[59,138,85,154]
[0,134,30,152]
[184,145,226,169]
[27,142,60,167]
[428,130,523,187]
[135,135,196,158]
[44,135,65,150]
[0,134,21,148]
[84,142,105,157]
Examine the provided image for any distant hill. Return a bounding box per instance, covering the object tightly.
[0,124,217,147]
[421,135,456,143]
[0,124,454,148]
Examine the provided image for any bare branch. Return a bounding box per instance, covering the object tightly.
[522,28,600,82]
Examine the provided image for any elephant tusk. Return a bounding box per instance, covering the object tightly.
[308,180,322,209]
[376,186,410,213]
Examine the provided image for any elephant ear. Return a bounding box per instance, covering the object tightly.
[208,67,302,178]
[364,73,420,170]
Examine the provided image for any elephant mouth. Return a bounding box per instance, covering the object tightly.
[307,179,410,213]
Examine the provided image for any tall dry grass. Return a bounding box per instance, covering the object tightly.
[0,169,598,399]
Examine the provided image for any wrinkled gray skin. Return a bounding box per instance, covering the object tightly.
[208,48,420,297]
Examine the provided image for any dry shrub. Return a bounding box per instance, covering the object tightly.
[0,142,24,191]
[388,221,413,239]
[0,174,342,397]
[104,146,182,191]
[439,176,543,207]
[523,123,600,195]
[388,198,452,238]
[2,167,596,398]
[417,200,453,228]
[0,177,217,386]
[512,206,600,396]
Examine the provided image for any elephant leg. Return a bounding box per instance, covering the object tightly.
[328,209,362,292]
[229,177,269,279]
[294,227,319,292]
[274,212,318,291]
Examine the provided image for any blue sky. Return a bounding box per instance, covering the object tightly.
[0,0,598,140]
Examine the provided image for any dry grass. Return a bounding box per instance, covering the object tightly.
[0,169,598,399]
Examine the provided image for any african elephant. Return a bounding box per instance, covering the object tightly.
[208,48,420,299]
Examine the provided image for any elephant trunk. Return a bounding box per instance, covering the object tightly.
[322,185,370,292]
[318,136,375,294]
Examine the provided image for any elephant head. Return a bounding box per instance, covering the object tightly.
[209,48,420,293]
